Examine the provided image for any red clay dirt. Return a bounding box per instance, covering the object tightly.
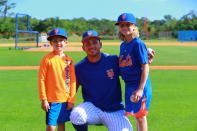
[0,66,197,70]
[24,46,82,52]
[1,42,197,52]
[0,42,197,47]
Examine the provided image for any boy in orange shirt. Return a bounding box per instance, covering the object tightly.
[38,28,76,131]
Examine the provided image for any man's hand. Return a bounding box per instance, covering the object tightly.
[41,100,50,112]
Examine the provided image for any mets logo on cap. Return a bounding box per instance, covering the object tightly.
[121,14,126,20]
[54,29,58,34]
[87,31,92,36]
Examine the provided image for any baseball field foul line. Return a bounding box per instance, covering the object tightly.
[150,66,197,70]
[0,66,197,70]
[0,42,197,47]
[0,66,39,70]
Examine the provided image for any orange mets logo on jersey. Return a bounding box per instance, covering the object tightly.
[64,60,72,93]
[119,54,132,67]
[106,69,114,79]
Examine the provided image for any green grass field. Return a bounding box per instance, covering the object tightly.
[1,45,197,66]
[0,43,197,131]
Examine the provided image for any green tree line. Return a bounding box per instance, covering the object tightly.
[0,0,197,39]
[1,11,197,34]
[26,10,197,34]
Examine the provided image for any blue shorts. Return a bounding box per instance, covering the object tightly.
[46,102,71,126]
[124,80,152,118]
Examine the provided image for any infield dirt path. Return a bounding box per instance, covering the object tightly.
[0,42,197,47]
[0,66,197,70]
[1,42,196,52]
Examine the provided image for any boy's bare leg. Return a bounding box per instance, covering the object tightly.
[58,123,65,131]
[136,116,147,131]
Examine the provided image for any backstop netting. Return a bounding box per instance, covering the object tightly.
[15,13,39,49]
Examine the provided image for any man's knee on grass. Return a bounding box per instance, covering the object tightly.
[70,107,88,125]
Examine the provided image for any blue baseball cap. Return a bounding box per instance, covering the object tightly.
[82,30,101,42]
[47,28,67,41]
[115,13,136,25]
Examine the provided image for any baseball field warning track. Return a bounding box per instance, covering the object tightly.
[0,42,197,47]
[0,66,197,70]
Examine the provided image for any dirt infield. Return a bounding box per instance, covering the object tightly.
[24,46,82,52]
[1,66,197,70]
[18,42,197,52]
[98,42,197,46]
[1,42,197,52]
[150,65,197,70]
[0,66,39,70]
[0,43,38,47]
[1,42,197,47]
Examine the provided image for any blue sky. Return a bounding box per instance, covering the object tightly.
[9,0,197,21]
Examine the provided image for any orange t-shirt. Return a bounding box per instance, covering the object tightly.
[38,52,76,103]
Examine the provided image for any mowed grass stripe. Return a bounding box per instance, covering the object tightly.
[0,70,197,130]
[1,46,197,66]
